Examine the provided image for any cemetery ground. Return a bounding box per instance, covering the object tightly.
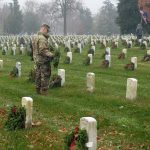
[0,44,150,150]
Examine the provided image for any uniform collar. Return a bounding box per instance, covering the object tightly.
[38,32,49,39]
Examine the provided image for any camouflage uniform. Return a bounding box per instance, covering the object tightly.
[32,32,53,93]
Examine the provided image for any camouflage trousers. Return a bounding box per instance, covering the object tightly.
[35,62,51,91]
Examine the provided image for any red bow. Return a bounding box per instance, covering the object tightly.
[70,127,79,150]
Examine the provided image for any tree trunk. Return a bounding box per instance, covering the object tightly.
[63,0,67,35]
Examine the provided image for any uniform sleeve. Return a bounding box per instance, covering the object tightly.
[38,38,53,57]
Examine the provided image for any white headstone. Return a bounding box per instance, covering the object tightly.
[147,50,150,55]
[88,54,93,64]
[80,117,97,150]
[55,43,59,49]
[131,57,137,69]
[0,60,3,69]
[67,52,72,63]
[128,41,133,48]
[103,39,106,47]
[143,41,147,48]
[58,69,65,86]
[91,46,95,52]
[122,48,127,56]
[77,43,82,53]
[20,45,25,54]
[105,55,111,67]
[22,97,33,128]
[65,41,71,51]
[16,62,21,77]
[126,78,138,100]
[12,46,16,55]
[87,73,95,93]
[106,47,111,55]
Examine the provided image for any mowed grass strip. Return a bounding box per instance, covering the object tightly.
[0,43,150,150]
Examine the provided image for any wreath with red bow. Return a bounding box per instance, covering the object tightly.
[64,127,88,150]
[5,106,26,130]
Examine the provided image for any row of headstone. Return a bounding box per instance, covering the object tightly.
[86,72,138,101]
[21,96,97,150]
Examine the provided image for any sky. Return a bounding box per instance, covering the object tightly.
[0,0,118,14]
[82,0,118,14]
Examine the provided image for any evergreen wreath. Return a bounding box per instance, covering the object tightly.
[49,74,62,88]
[2,49,6,55]
[64,56,71,64]
[124,62,135,71]
[64,47,70,52]
[83,56,90,66]
[10,66,18,77]
[141,42,147,50]
[102,60,109,68]
[5,106,26,130]
[101,51,109,59]
[74,48,80,53]
[64,127,88,150]
[111,42,117,49]
[53,49,61,68]
[118,52,125,59]
[142,54,150,62]
[88,48,94,56]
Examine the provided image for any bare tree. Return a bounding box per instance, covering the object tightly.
[37,2,62,34]
[53,0,76,35]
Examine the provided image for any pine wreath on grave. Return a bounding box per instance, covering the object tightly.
[142,54,150,62]
[124,62,135,71]
[127,43,132,49]
[141,42,146,49]
[101,51,108,59]
[83,56,90,66]
[64,56,71,64]
[71,43,74,48]
[53,49,61,68]
[118,52,125,59]
[111,41,117,49]
[10,66,18,77]
[88,48,94,56]
[2,49,6,55]
[64,47,70,52]
[5,106,26,130]
[101,60,109,68]
[74,48,80,53]
[49,74,62,88]
[28,68,36,82]
[64,127,88,150]
[135,39,140,47]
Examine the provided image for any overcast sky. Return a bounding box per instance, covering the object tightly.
[1,0,118,14]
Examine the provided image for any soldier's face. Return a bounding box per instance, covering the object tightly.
[40,27,48,34]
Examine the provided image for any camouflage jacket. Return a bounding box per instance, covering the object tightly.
[32,32,53,64]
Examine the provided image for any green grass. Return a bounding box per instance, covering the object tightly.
[0,43,150,150]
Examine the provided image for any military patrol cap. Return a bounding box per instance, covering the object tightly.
[41,24,50,30]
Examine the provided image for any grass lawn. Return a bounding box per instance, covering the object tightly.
[0,43,150,150]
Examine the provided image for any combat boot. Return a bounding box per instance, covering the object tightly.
[41,90,48,96]
[36,89,41,94]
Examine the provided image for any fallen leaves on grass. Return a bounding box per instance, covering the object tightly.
[32,121,42,127]
[58,126,68,133]
[0,108,7,117]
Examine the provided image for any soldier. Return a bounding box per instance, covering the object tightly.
[32,24,53,95]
